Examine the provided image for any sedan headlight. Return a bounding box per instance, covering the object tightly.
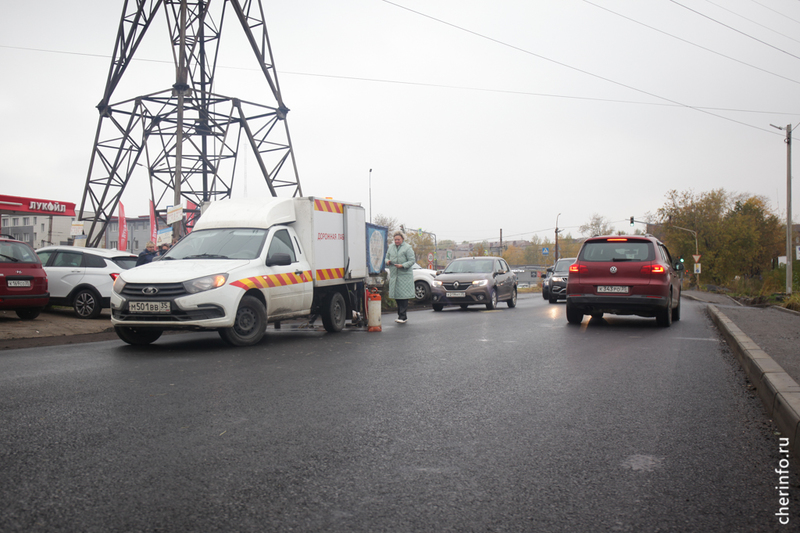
[472,279,488,287]
[183,274,228,294]
[552,276,565,282]
[432,280,443,288]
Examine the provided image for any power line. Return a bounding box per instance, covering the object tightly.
[582,0,800,87]
[1,44,797,118]
[668,0,800,62]
[381,0,781,135]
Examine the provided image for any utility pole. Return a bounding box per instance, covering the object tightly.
[771,123,793,295]
[555,213,561,263]
[500,228,503,255]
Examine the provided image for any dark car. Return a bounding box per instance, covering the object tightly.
[547,257,577,304]
[0,235,49,320]
[541,268,553,300]
[565,235,683,327]
[430,256,517,311]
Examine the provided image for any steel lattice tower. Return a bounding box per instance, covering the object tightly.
[79,0,302,247]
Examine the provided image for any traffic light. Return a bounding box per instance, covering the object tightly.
[630,216,634,226]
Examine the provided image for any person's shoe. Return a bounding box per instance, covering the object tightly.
[396,318,407,324]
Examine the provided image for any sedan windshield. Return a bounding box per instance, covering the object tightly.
[166,228,267,260]
[444,259,494,274]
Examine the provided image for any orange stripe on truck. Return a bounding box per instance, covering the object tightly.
[315,268,345,281]
[231,271,312,290]
[313,199,343,214]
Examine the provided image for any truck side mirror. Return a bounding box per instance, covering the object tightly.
[266,252,292,266]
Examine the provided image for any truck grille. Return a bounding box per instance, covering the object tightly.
[121,282,187,299]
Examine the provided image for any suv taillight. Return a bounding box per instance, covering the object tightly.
[640,264,665,274]
[569,264,588,274]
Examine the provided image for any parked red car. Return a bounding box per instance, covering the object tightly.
[0,235,49,320]
[565,235,683,327]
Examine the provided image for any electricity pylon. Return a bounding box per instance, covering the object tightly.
[79,0,302,247]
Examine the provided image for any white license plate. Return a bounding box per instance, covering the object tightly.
[7,280,31,287]
[446,291,466,298]
[129,301,170,313]
[597,286,629,294]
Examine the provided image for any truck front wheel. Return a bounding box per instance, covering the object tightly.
[220,295,267,346]
[321,291,346,333]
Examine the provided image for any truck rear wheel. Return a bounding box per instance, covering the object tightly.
[321,291,346,333]
[219,295,266,346]
[116,326,162,345]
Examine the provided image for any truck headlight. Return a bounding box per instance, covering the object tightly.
[184,274,228,294]
[113,276,126,294]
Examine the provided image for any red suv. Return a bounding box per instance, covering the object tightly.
[0,235,49,320]
[565,235,683,327]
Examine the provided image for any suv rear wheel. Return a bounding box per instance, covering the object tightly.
[566,302,583,324]
[656,292,674,327]
[74,288,102,319]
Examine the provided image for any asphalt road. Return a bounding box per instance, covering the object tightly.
[1,294,797,532]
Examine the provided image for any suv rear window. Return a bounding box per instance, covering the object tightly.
[580,240,654,262]
[113,257,138,270]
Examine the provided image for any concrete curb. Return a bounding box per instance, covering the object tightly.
[707,304,800,458]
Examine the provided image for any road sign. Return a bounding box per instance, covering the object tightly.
[543,247,549,255]
[446,250,453,260]
[692,254,701,262]
[428,262,433,269]
[694,264,701,274]
[427,252,433,262]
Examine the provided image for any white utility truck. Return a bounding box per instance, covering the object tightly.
[111,197,376,346]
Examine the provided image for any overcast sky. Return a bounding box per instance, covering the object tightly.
[2,0,799,244]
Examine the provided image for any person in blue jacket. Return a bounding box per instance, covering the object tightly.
[385,231,416,323]
[136,241,158,266]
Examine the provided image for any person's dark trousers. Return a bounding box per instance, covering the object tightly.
[397,299,408,320]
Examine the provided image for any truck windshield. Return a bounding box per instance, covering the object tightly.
[167,228,267,260]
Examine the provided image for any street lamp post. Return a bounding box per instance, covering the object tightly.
[555,213,561,264]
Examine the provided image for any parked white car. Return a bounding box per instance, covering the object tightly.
[36,246,138,319]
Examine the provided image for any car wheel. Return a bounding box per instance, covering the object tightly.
[507,288,517,308]
[486,289,497,310]
[672,294,681,322]
[73,288,103,319]
[432,303,444,312]
[542,288,549,300]
[414,281,431,302]
[566,302,583,324]
[115,326,162,345]
[219,295,267,346]
[321,291,347,333]
[15,308,42,320]
[656,293,673,327]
